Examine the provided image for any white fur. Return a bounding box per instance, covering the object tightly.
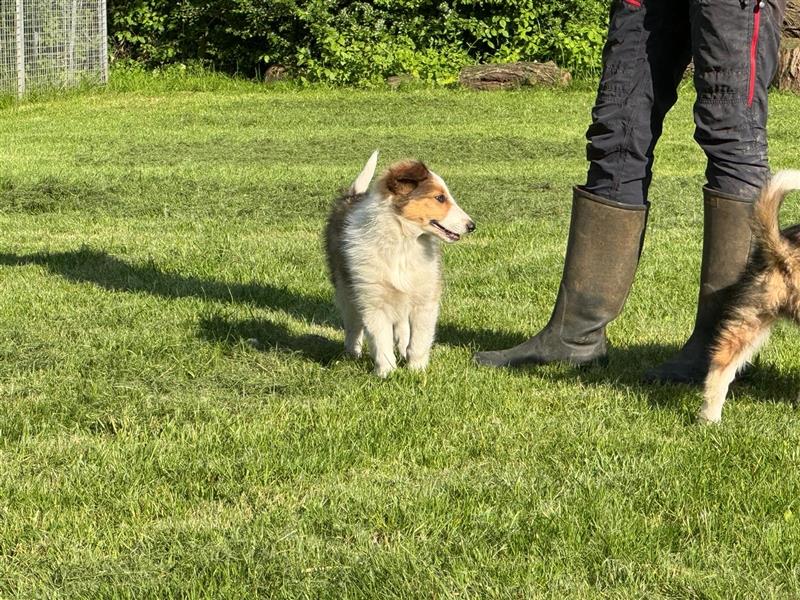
[428,171,473,238]
[342,197,443,377]
[336,156,473,377]
[350,150,379,195]
[769,169,800,195]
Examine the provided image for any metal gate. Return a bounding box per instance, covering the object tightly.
[1,0,107,97]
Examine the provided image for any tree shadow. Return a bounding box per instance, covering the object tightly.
[0,248,523,351]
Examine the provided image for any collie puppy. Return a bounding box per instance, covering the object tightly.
[701,170,800,423]
[325,152,475,377]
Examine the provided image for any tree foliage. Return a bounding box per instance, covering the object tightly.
[108,0,611,84]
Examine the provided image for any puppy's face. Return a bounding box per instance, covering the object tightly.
[378,160,475,242]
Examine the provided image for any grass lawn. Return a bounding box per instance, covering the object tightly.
[2,72,800,598]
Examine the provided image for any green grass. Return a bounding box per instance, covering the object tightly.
[3,72,800,598]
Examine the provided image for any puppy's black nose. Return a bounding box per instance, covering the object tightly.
[466,221,476,233]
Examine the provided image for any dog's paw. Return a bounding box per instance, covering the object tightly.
[373,364,395,378]
[345,334,363,358]
[696,410,722,425]
[346,345,363,359]
[407,355,429,372]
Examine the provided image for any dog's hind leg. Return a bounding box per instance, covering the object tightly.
[700,314,773,424]
[363,309,397,378]
[336,287,364,358]
[407,301,440,372]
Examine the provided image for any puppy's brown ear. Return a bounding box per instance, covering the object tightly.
[385,161,430,196]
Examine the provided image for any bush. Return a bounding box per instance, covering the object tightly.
[108,0,611,85]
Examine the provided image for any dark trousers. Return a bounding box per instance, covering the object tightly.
[585,0,787,205]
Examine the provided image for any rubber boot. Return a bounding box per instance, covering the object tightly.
[643,187,754,384]
[474,187,648,368]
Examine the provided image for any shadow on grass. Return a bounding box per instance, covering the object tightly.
[729,361,800,407]
[0,247,339,322]
[538,341,696,412]
[3,248,797,406]
[545,341,800,415]
[197,314,343,365]
[0,248,524,352]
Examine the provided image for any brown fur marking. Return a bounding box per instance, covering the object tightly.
[374,160,454,227]
[380,160,431,197]
[703,177,800,421]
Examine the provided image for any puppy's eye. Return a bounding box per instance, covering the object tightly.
[435,194,447,203]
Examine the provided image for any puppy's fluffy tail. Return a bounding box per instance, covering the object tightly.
[349,150,379,195]
[754,170,800,270]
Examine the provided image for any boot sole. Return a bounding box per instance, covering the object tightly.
[473,352,608,370]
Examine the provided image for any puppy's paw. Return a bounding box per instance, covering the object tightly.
[345,332,364,358]
[407,355,429,372]
[697,410,722,425]
[346,344,363,359]
[373,364,395,378]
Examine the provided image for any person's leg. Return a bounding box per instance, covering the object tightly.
[475,0,691,368]
[694,0,785,197]
[585,0,692,205]
[645,0,786,383]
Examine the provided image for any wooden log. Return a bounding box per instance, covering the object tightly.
[387,74,415,89]
[459,61,571,91]
[785,0,800,38]
[775,38,800,92]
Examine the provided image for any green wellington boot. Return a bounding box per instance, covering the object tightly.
[474,187,648,368]
[644,187,754,384]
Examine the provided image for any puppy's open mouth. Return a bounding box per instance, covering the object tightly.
[430,220,460,242]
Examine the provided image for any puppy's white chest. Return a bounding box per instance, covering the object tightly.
[347,234,439,297]
[383,242,438,292]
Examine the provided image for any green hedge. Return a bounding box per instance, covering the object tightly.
[108,1,611,85]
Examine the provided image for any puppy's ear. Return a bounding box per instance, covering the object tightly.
[385,161,430,196]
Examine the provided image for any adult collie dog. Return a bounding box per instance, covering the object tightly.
[325,152,475,377]
[701,170,800,423]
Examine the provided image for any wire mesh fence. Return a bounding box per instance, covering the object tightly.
[0,0,107,97]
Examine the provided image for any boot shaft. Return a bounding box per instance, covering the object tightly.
[551,188,649,343]
[695,188,754,328]
[474,187,648,368]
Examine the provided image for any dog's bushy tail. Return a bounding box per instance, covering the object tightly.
[754,169,800,271]
[350,150,379,195]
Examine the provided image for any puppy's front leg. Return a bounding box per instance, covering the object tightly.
[407,301,439,371]
[394,311,411,361]
[363,309,397,378]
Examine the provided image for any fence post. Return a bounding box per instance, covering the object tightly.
[99,0,108,84]
[68,0,78,85]
[15,0,25,97]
